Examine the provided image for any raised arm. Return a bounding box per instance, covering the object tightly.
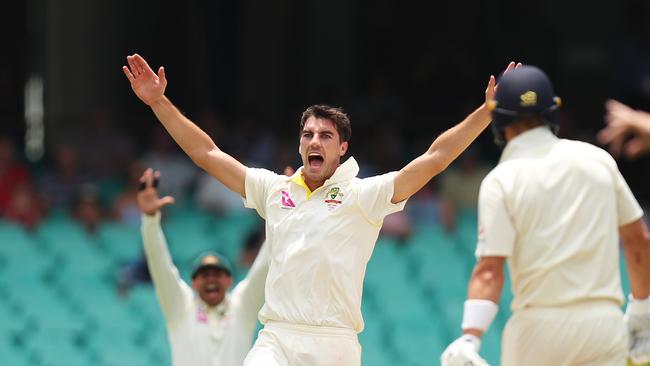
[138,168,192,327]
[392,62,520,204]
[123,54,247,197]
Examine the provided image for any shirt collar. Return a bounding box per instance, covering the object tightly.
[500,126,558,163]
[197,293,230,316]
[290,156,359,195]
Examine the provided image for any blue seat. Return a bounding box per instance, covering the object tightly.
[25,328,91,366]
[359,314,398,366]
[392,321,446,366]
[97,222,143,262]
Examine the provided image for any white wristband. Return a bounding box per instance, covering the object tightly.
[461,299,499,332]
[628,294,650,315]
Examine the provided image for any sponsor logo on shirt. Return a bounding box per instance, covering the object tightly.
[280,190,296,209]
[196,308,208,324]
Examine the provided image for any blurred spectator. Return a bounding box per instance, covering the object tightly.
[39,144,90,210]
[142,128,199,201]
[358,124,405,178]
[380,211,412,243]
[78,108,136,180]
[349,75,408,176]
[117,253,151,297]
[0,136,31,215]
[72,184,104,235]
[112,160,147,226]
[271,143,301,177]
[194,172,247,215]
[193,110,279,215]
[406,181,442,225]
[349,75,408,140]
[247,129,278,169]
[439,148,490,232]
[3,183,46,231]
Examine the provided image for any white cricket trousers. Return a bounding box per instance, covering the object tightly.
[244,321,361,366]
[501,300,628,366]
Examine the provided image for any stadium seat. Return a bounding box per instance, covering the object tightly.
[25,328,91,366]
[358,314,399,366]
[97,222,143,262]
[2,207,509,365]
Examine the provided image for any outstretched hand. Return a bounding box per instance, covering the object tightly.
[137,168,175,216]
[485,61,522,105]
[123,54,168,106]
[598,99,650,159]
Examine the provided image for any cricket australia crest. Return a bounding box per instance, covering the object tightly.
[325,187,344,211]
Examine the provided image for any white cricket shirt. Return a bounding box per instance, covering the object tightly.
[141,213,269,366]
[476,127,643,311]
[243,157,406,332]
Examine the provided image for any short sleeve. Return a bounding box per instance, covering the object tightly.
[244,168,282,219]
[611,163,644,227]
[475,174,516,258]
[356,172,407,226]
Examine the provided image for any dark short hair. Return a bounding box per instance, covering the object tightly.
[300,105,351,143]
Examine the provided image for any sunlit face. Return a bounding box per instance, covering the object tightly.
[299,117,348,190]
[191,268,233,307]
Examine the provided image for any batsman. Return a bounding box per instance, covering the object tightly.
[441,66,650,366]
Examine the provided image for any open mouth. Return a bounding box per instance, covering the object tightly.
[308,153,324,169]
[205,283,220,294]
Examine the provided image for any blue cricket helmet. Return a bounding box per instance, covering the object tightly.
[488,65,562,147]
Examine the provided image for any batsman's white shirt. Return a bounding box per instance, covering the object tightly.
[476,126,644,310]
[142,213,269,366]
[244,157,406,332]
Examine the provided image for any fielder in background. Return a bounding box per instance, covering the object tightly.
[599,99,650,159]
[441,66,650,366]
[137,168,269,366]
[123,53,520,366]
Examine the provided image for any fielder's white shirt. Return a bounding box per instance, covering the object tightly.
[141,213,269,366]
[476,127,643,311]
[243,157,406,332]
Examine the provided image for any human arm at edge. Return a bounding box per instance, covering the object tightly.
[621,218,650,300]
[141,212,193,328]
[463,256,506,338]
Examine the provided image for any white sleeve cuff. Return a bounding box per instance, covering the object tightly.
[141,211,161,224]
[461,299,499,332]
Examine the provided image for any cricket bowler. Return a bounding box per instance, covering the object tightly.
[124,54,519,365]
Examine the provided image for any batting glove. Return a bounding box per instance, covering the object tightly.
[626,296,650,364]
[441,334,490,366]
